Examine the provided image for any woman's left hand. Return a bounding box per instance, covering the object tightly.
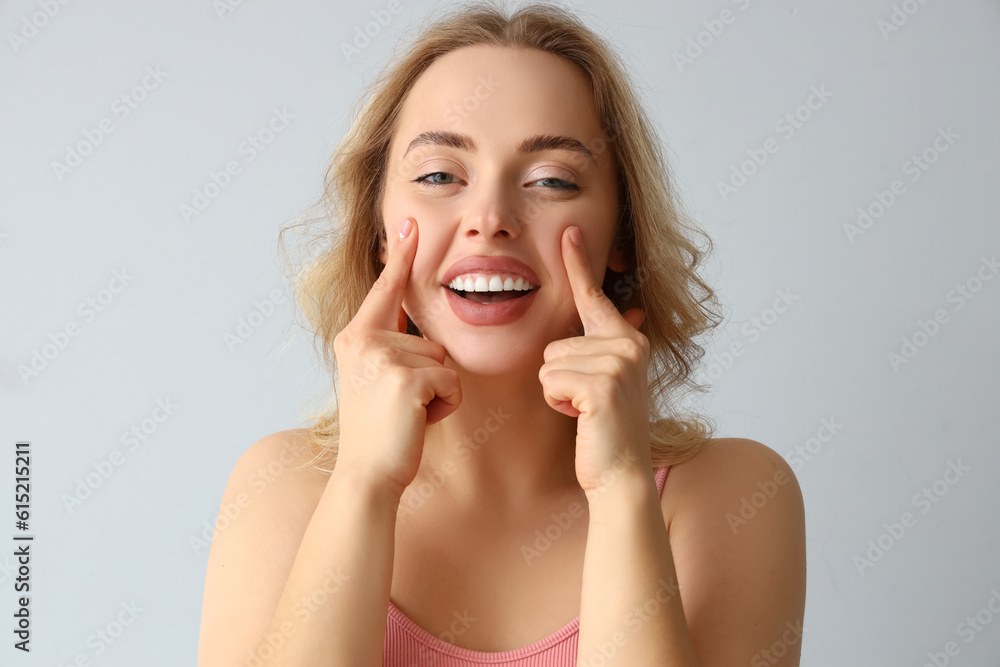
[538,225,652,493]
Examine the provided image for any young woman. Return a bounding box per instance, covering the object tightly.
[197,3,806,666]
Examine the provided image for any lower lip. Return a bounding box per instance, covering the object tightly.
[445,288,539,326]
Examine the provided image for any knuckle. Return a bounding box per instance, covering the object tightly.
[372,273,397,295]
[385,365,411,388]
[429,339,448,360]
[358,332,381,351]
[618,337,644,363]
[607,355,629,379]
[595,373,618,397]
[333,329,352,353]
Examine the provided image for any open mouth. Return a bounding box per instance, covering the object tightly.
[448,286,538,304]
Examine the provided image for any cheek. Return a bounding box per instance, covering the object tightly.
[383,192,461,245]
[381,199,408,236]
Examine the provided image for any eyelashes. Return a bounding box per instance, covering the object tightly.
[411,171,581,192]
[412,172,458,187]
[534,177,581,191]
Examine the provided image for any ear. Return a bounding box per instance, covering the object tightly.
[607,244,628,273]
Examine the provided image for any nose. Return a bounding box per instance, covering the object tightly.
[459,182,522,240]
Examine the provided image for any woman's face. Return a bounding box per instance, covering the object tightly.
[381,44,626,374]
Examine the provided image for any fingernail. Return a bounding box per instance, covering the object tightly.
[399,218,413,239]
[569,226,582,247]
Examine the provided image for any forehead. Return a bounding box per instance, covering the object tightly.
[391,45,608,161]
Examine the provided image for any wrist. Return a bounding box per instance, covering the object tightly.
[584,465,656,510]
[328,465,405,512]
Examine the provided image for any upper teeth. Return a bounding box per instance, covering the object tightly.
[447,274,536,292]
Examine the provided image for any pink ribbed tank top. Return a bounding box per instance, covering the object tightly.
[382,464,672,666]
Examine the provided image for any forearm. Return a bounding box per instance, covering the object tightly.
[578,472,700,667]
[254,468,400,667]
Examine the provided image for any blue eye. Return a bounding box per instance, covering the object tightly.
[532,177,580,191]
[412,172,458,186]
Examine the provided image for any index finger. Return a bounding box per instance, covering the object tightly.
[355,217,418,333]
[561,225,626,336]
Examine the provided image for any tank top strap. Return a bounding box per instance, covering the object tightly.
[655,464,671,499]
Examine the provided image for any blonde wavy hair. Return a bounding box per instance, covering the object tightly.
[278,0,724,476]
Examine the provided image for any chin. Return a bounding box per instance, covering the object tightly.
[435,337,543,378]
[451,357,534,379]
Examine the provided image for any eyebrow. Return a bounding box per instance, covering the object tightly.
[402,131,595,163]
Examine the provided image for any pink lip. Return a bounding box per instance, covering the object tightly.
[445,287,539,326]
[441,255,541,287]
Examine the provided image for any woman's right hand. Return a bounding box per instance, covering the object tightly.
[332,217,461,497]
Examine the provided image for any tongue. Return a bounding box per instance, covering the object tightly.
[463,290,526,304]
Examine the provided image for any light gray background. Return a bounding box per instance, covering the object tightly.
[2,0,998,665]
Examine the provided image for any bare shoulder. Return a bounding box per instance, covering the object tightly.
[659,437,807,666]
[241,427,325,478]
[660,437,802,533]
[197,428,328,666]
[228,428,328,515]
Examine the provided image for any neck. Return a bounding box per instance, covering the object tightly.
[414,360,581,516]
